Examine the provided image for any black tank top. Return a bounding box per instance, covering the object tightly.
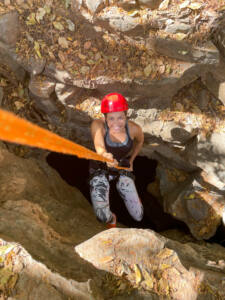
[104,121,133,162]
[89,121,133,174]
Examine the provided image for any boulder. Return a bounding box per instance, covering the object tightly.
[55,83,87,106]
[202,56,225,106]
[157,166,225,240]
[0,240,102,300]
[29,76,56,99]
[0,143,106,284]
[0,41,26,81]
[154,40,219,64]
[75,228,225,299]
[18,57,46,76]
[0,11,19,46]
[184,131,225,190]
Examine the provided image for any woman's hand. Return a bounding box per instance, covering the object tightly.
[127,160,133,172]
[102,152,118,168]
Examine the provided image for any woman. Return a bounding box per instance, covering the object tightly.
[89,92,144,228]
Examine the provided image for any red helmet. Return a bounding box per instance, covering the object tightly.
[101,93,128,113]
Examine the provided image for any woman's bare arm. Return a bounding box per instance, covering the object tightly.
[128,122,144,170]
[91,119,118,167]
[91,119,106,155]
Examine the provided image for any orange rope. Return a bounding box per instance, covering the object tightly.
[0,108,128,170]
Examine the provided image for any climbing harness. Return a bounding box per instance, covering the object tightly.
[0,108,128,170]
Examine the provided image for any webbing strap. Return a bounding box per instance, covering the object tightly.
[0,108,128,170]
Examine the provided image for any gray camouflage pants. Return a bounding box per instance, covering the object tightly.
[90,173,143,223]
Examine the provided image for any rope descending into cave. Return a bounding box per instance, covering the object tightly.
[0,108,128,170]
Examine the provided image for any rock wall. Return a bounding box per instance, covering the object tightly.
[0,142,108,298]
[0,0,225,240]
[0,1,225,298]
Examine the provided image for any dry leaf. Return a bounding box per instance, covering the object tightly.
[188,2,202,10]
[49,14,56,22]
[80,66,90,74]
[133,264,142,285]
[48,51,55,60]
[94,52,101,61]
[159,65,166,74]
[159,0,170,10]
[135,70,143,77]
[165,64,171,74]
[84,41,92,50]
[0,79,7,87]
[65,0,71,9]
[78,53,86,60]
[64,61,74,69]
[157,248,174,259]
[142,269,154,290]
[36,7,46,23]
[188,193,196,199]
[34,41,42,58]
[4,0,11,5]
[87,60,95,65]
[73,40,79,47]
[127,62,132,72]
[99,256,114,263]
[179,0,190,9]
[58,37,69,49]
[178,50,188,55]
[160,263,171,270]
[175,33,187,40]
[144,64,152,77]
[26,13,36,25]
[14,101,24,110]
[66,19,75,31]
[58,50,66,63]
[127,9,139,17]
[53,21,64,31]
[101,239,113,245]
[44,5,51,14]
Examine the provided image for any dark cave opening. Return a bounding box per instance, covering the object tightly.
[46,153,225,246]
[46,152,188,233]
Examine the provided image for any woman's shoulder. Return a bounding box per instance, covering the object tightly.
[92,118,104,126]
[91,118,105,131]
[127,120,142,137]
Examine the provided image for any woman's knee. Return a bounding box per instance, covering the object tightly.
[117,175,144,221]
[90,173,112,223]
[116,174,134,189]
[116,175,138,198]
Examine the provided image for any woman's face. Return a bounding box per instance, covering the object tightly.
[105,111,126,133]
